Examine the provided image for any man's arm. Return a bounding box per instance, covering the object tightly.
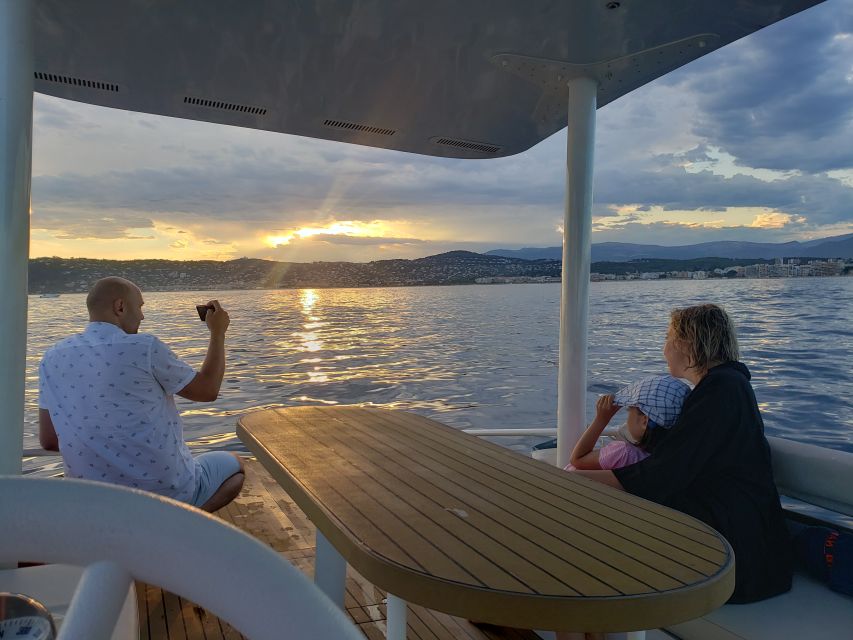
[179,300,230,402]
[39,409,60,451]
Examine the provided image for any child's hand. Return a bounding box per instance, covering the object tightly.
[595,394,620,420]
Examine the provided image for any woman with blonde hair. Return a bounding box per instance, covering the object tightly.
[575,303,791,603]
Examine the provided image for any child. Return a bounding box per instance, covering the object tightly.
[566,375,690,471]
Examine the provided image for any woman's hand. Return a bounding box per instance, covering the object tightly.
[595,394,620,420]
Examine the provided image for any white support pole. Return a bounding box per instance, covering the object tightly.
[0,0,33,476]
[556,76,597,469]
[57,561,133,640]
[315,530,346,608]
[385,594,407,640]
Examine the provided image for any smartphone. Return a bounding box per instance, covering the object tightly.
[196,304,211,321]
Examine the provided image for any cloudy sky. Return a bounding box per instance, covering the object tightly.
[31,0,853,263]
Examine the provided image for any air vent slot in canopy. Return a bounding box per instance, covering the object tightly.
[34,72,118,92]
[433,137,502,154]
[324,119,396,136]
[184,96,267,116]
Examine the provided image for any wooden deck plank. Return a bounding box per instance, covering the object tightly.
[358,622,388,640]
[180,597,206,640]
[136,580,150,640]
[419,608,482,640]
[403,605,437,640]
[347,567,387,609]
[144,582,168,640]
[163,590,189,640]
[348,605,374,624]
[198,603,225,640]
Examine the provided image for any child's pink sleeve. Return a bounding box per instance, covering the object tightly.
[598,441,649,470]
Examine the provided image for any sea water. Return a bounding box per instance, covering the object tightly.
[22,277,853,476]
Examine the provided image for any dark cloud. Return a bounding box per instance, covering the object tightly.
[32,208,155,239]
[591,221,808,245]
[31,152,560,225]
[595,163,853,226]
[673,1,853,172]
[31,138,853,241]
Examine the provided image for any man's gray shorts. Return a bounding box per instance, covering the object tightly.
[190,451,242,507]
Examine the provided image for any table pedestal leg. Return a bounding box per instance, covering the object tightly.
[315,530,346,608]
[386,594,407,640]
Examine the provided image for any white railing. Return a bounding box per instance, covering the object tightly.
[0,476,364,640]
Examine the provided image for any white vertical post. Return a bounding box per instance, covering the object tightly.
[557,76,597,469]
[0,0,34,476]
[315,530,346,608]
[58,561,133,640]
[385,594,407,640]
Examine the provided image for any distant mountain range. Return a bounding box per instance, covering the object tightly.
[28,237,853,294]
[487,233,853,262]
[28,252,562,293]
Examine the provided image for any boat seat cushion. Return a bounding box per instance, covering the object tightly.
[666,571,853,640]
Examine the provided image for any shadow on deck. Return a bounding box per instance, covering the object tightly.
[136,457,539,640]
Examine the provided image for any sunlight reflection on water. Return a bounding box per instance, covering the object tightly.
[23,278,852,475]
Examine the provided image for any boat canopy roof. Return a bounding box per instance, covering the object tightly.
[33,0,825,159]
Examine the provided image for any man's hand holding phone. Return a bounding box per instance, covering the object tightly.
[197,300,230,336]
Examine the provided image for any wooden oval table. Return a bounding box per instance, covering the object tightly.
[237,406,734,638]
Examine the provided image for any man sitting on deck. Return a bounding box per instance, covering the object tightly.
[38,277,244,512]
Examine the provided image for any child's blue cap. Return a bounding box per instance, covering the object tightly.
[614,375,691,429]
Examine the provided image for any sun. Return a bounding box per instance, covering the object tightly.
[265,220,390,247]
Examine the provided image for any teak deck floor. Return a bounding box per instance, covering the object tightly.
[136,457,539,640]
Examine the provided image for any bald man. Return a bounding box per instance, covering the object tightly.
[38,277,244,512]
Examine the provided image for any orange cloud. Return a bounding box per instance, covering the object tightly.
[749,212,803,228]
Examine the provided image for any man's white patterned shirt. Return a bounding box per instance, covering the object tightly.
[39,322,198,501]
